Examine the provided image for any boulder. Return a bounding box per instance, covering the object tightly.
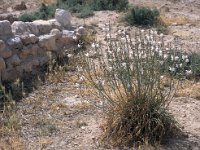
[32,20,53,35]
[55,9,71,28]
[50,28,62,40]
[38,34,57,51]
[7,36,23,52]
[0,20,13,40]
[6,54,21,67]
[20,34,39,45]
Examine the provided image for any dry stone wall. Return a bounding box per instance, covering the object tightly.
[0,9,84,82]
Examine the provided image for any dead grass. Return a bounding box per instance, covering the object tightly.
[159,15,192,26]
[175,80,200,100]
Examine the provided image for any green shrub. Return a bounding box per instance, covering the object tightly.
[78,6,94,18]
[124,6,159,26]
[19,0,129,22]
[80,27,182,146]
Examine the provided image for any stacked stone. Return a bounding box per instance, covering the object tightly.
[0,9,85,82]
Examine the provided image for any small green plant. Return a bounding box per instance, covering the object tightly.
[80,26,182,147]
[78,6,94,18]
[124,6,159,26]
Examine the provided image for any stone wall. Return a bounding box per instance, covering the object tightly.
[0,9,85,82]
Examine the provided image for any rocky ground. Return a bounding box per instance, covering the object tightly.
[0,0,200,149]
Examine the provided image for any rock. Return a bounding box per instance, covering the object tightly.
[6,54,21,67]
[7,36,23,52]
[2,68,20,81]
[12,21,29,35]
[0,48,12,59]
[26,22,39,36]
[32,20,53,35]
[48,19,62,30]
[30,44,39,55]
[0,13,18,23]
[50,28,62,40]
[20,34,39,45]
[0,40,6,51]
[38,55,49,65]
[21,61,33,72]
[0,20,13,40]
[38,35,57,51]
[19,45,32,59]
[55,9,71,28]
[13,1,27,11]
[0,57,6,71]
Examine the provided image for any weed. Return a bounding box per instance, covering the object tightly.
[123,6,159,26]
[80,26,183,147]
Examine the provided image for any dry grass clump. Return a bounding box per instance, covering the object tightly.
[80,25,184,147]
[159,15,192,26]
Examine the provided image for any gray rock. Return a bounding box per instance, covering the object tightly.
[32,20,53,35]
[0,20,13,40]
[38,55,49,65]
[2,68,20,81]
[0,48,12,59]
[20,34,39,45]
[26,22,39,36]
[11,21,30,35]
[38,34,57,51]
[19,46,32,59]
[6,54,21,67]
[55,9,71,28]
[76,26,86,36]
[7,36,23,51]
[0,40,6,51]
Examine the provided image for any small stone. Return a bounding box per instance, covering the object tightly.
[0,20,13,40]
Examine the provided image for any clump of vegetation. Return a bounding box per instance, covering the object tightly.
[19,0,129,21]
[123,6,160,26]
[80,26,184,147]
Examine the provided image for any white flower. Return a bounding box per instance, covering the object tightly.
[171,55,174,61]
[78,44,82,48]
[75,83,80,88]
[169,67,176,72]
[185,70,192,76]
[85,53,89,57]
[73,35,77,40]
[179,63,183,68]
[185,58,190,63]
[182,55,188,60]
[160,33,164,37]
[122,62,126,67]
[175,56,179,61]
[91,43,96,48]
[68,54,72,58]
[159,50,163,57]
[96,43,99,48]
[141,29,145,33]
[164,54,168,60]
